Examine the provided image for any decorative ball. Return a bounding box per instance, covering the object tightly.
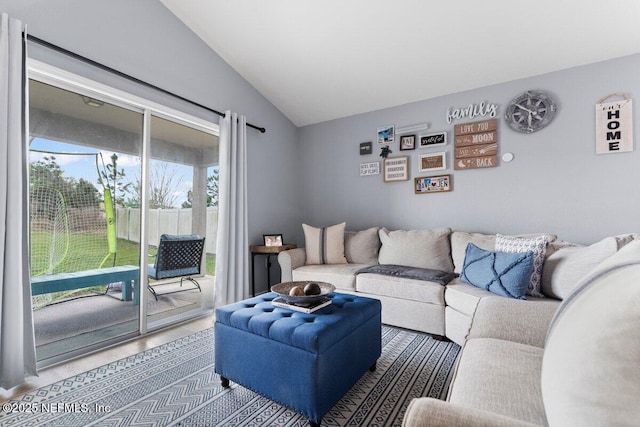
[304,282,321,296]
[289,285,305,296]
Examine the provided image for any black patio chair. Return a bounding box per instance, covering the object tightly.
[147,234,206,300]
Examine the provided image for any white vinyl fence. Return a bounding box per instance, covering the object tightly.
[116,207,218,254]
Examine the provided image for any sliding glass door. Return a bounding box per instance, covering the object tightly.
[145,115,218,327]
[28,65,219,365]
[29,80,143,362]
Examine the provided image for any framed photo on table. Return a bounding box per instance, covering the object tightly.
[263,234,283,246]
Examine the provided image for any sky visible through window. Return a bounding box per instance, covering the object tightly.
[30,138,199,208]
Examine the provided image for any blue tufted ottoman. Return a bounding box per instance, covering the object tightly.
[215,292,382,426]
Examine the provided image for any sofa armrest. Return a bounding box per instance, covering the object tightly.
[402,398,539,427]
[467,297,560,348]
[277,248,306,282]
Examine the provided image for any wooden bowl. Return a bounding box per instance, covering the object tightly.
[271,281,335,305]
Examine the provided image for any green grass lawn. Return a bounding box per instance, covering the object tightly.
[31,233,215,305]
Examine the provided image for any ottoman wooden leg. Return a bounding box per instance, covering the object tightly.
[309,419,321,427]
[369,361,377,372]
[221,376,230,388]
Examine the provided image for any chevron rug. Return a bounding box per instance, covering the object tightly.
[1,326,460,426]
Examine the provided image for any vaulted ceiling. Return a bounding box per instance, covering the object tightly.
[161,0,640,127]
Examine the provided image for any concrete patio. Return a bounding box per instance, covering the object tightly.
[33,276,215,361]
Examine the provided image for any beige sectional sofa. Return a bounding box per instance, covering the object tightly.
[278,225,639,425]
[278,228,640,427]
[278,226,634,345]
[403,240,640,426]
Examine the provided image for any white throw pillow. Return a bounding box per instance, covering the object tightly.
[302,222,348,265]
[450,231,496,274]
[541,234,637,300]
[378,228,453,271]
[541,240,640,426]
[344,227,380,264]
[495,234,551,297]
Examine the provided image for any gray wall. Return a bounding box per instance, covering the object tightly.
[298,54,640,245]
[4,0,301,293]
[5,1,639,263]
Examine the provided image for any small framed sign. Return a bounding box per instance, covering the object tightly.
[383,156,409,182]
[414,175,452,194]
[400,134,416,151]
[360,141,372,155]
[420,132,447,148]
[418,152,446,172]
[360,161,380,176]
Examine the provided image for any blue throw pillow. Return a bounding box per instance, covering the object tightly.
[460,243,534,299]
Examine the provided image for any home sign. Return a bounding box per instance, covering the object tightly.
[595,98,633,154]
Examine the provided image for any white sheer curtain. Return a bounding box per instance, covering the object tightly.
[214,111,249,306]
[0,13,37,389]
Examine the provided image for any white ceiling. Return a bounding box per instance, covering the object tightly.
[161,0,640,127]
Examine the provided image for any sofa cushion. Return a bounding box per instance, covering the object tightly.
[403,398,541,427]
[496,234,551,298]
[292,263,369,291]
[460,244,533,300]
[302,222,348,265]
[466,296,561,348]
[451,231,496,274]
[541,234,637,300]
[445,279,493,317]
[355,273,445,305]
[445,282,557,346]
[444,306,473,346]
[378,228,453,271]
[446,278,552,316]
[448,338,546,426]
[344,227,380,264]
[541,240,640,426]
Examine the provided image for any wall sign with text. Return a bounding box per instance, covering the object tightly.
[446,101,498,124]
[414,174,451,194]
[419,132,447,148]
[453,119,498,170]
[383,157,409,182]
[595,98,633,154]
[360,161,380,176]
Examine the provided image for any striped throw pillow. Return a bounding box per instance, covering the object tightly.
[302,223,348,265]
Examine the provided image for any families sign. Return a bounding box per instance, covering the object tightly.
[595,99,633,154]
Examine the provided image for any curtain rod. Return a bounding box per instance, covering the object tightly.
[26,34,266,133]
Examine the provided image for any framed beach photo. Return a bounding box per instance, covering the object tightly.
[377,124,395,144]
[418,152,446,172]
[399,134,416,151]
[414,175,452,194]
[263,234,283,247]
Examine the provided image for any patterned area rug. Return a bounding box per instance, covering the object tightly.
[1,326,460,426]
